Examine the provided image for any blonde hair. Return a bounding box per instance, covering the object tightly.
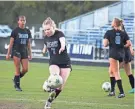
[42,17,56,29]
[113,18,125,31]
[114,18,121,27]
[119,19,125,31]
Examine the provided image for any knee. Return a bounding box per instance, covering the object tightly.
[22,68,28,73]
[114,74,121,80]
[109,71,113,76]
[126,73,132,76]
[125,70,132,76]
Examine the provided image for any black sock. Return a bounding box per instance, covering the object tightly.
[110,77,116,92]
[14,75,20,88]
[128,74,134,88]
[48,96,54,103]
[48,98,53,103]
[116,79,124,94]
[55,89,62,98]
[20,72,25,78]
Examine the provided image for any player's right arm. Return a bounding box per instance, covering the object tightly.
[42,44,47,56]
[123,32,131,48]
[103,31,110,47]
[129,41,134,56]
[6,37,14,60]
[103,39,109,47]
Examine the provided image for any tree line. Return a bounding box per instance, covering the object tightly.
[0,1,117,28]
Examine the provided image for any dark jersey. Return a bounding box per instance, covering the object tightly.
[104,29,129,61]
[11,27,31,52]
[44,30,71,65]
[122,30,133,63]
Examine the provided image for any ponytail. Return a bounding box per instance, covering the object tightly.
[119,19,126,32]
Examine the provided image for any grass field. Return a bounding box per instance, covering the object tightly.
[0,60,134,109]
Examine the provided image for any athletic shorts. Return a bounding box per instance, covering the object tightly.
[124,49,133,63]
[50,64,72,71]
[109,55,124,63]
[109,50,124,63]
[11,50,28,59]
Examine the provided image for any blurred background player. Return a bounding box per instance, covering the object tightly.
[42,17,72,109]
[103,18,131,98]
[108,19,135,95]
[120,19,134,93]
[6,15,32,91]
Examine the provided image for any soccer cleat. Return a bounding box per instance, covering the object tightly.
[15,87,22,91]
[128,88,135,93]
[117,93,125,98]
[108,92,115,96]
[12,79,22,91]
[44,101,51,109]
[12,79,17,88]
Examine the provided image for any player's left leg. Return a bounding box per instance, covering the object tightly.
[110,58,125,98]
[20,58,29,78]
[124,62,134,93]
[44,65,60,109]
[108,66,116,96]
[44,66,71,109]
[55,67,71,98]
[13,56,22,91]
[108,61,125,96]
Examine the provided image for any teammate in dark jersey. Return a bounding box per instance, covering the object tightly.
[103,18,131,98]
[108,19,135,94]
[122,44,134,93]
[6,16,32,91]
[42,17,71,109]
[120,20,134,93]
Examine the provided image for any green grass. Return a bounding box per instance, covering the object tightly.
[0,60,134,109]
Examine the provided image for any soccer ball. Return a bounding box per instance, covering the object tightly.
[102,82,111,92]
[47,74,63,89]
[42,80,52,92]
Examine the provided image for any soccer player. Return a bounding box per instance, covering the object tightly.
[6,15,32,91]
[120,20,134,93]
[103,18,131,98]
[42,17,71,109]
[108,19,134,95]
[122,44,134,93]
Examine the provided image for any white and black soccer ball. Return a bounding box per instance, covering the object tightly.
[42,80,52,92]
[47,74,63,89]
[102,82,111,92]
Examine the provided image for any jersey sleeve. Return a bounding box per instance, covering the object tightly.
[10,30,16,38]
[122,32,130,45]
[58,31,65,38]
[124,32,129,41]
[104,30,110,40]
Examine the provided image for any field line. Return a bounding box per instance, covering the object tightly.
[0,98,130,107]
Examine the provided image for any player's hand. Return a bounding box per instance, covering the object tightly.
[59,47,65,54]
[42,52,46,56]
[28,54,32,60]
[42,48,46,56]
[130,49,134,56]
[6,54,10,60]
